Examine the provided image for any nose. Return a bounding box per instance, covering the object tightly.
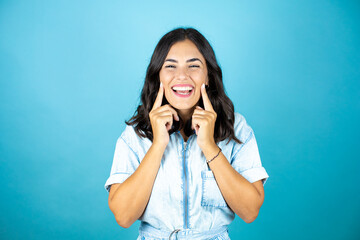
[175,66,189,80]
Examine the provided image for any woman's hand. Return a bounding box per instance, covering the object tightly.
[149,83,179,147]
[192,83,217,150]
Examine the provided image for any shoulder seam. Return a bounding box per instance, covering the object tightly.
[231,130,254,162]
[119,135,140,163]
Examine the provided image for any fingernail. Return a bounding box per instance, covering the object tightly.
[160,82,163,87]
[201,83,205,88]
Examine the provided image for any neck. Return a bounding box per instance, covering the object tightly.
[177,108,194,142]
[177,106,196,123]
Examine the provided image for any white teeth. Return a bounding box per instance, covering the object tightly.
[172,86,193,91]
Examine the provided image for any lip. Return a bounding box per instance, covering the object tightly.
[171,84,194,98]
[171,84,194,88]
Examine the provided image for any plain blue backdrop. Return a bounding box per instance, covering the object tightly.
[1,0,359,239]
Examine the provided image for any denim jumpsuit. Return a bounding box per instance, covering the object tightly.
[105,112,269,240]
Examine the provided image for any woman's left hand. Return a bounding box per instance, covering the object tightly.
[192,83,217,150]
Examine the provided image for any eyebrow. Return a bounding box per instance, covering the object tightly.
[165,58,203,64]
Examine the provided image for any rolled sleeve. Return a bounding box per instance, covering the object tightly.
[104,131,140,193]
[230,114,269,186]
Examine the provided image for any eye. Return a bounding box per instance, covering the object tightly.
[189,65,200,68]
[165,65,176,68]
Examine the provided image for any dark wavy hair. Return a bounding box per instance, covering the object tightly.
[125,27,241,145]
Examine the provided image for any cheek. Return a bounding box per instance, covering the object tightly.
[193,89,201,101]
[190,70,207,82]
[164,87,172,99]
[159,70,174,82]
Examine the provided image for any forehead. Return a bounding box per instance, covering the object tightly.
[166,39,205,60]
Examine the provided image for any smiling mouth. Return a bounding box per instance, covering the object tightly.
[171,86,194,97]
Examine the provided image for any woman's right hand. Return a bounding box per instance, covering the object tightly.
[149,82,179,147]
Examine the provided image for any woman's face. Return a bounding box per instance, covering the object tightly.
[159,39,208,111]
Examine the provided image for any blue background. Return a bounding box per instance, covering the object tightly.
[1,0,359,239]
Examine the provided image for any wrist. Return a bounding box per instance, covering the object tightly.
[201,142,220,161]
[151,140,167,152]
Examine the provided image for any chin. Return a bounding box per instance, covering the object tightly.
[168,98,199,110]
[165,91,200,110]
[171,104,195,110]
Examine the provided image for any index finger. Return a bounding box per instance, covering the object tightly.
[201,83,214,111]
[151,82,164,111]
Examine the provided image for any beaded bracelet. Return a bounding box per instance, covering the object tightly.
[206,147,222,164]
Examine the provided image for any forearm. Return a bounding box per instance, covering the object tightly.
[203,144,263,223]
[109,143,166,227]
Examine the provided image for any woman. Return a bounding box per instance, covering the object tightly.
[105,27,269,240]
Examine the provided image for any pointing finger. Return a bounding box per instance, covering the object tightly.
[201,83,214,112]
[152,82,164,111]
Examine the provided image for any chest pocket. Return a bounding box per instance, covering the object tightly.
[201,170,228,208]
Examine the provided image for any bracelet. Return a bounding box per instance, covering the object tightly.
[206,147,222,164]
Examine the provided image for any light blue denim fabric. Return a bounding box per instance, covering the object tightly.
[105,112,269,239]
